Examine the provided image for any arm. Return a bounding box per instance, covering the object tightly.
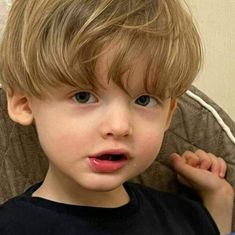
[171,150,234,235]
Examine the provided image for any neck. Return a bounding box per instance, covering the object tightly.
[32,165,130,208]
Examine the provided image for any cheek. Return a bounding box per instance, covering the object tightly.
[135,122,166,164]
[140,132,164,157]
[38,125,87,157]
[130,131,165,178]
[34,113,91,160]
[136,118,166,151]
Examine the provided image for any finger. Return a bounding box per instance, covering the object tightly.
[171,154,215,191]
[218,157,227,178]
[182,151,200,168]
[171,153,194,187]
[195,149,212,170]
[208,153,221,176]
[196,151,227,178]
[171,153,229,195]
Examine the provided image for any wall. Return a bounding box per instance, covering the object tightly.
[188,0,235,120]
[0,0,10,38]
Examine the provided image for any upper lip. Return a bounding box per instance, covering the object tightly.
[90,149,130,159]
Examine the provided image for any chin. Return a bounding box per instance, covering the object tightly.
[79,176,126,192]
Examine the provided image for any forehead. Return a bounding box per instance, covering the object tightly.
[95,42,151,92]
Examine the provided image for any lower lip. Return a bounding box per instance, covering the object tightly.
[89,157,128,173]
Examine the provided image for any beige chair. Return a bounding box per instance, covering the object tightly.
[0,85,234,230]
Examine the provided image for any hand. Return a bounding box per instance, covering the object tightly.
[171,149,234,235]
[171,149,233,198]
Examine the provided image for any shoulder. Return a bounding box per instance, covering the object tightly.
[126,182,219,234]
[0,183,43,231]
[128,182,203,208]
[0,196,29,232]
[0,183,40,216]
[0,195,25,214]
[127,182,207,212]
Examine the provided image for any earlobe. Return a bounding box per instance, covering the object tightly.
[165,99,177,130]
[7,91,34,126]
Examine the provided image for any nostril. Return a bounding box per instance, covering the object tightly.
[106,131,130,138]
[100,118,133,138]
[106,124,132,137]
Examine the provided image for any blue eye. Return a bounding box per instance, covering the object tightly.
[135,95,157,107]
[73,92,97,104]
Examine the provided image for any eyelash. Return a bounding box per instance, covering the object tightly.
[135,95,158,107]
[73,91,98,104]
[72,91,159,108]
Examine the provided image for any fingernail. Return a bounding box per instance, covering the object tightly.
[219,171,225,178]
[170,153,179,158]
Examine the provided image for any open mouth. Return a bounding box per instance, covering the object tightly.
[96,154,127,161]
[89,152,129,173]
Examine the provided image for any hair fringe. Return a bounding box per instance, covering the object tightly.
[0,0,202,99]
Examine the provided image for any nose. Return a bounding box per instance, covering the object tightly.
[100,105,133,139]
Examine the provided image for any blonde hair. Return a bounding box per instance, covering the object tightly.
[0,0,202,99]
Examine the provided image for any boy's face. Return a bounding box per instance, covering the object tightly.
[8,46,176,201]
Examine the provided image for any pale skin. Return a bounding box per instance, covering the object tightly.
[172,149,234,235]
[7,88,233,235]
[6,45,233,234]
[7,48,178,208]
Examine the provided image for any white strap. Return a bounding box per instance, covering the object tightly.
[186,90,235,145]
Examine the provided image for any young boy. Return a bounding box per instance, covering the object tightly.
[0,0,233,234]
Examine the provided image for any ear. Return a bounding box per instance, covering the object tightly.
[165,99,177,130]
[7,90,34,126]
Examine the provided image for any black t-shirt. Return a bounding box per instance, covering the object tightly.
[0,182,219,235]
